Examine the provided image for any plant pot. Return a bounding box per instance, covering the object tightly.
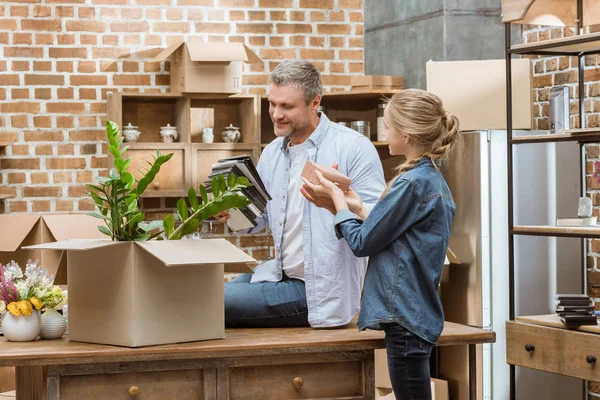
[40,308,67,340]
[1,310,41,342]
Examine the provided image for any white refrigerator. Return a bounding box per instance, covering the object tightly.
[439,129,583,400]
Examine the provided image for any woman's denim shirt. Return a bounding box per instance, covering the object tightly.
[334,158,456,343]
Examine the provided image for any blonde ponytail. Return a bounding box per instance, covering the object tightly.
[381,89,462,196]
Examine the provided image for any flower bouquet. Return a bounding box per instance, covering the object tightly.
[0,260,67,341]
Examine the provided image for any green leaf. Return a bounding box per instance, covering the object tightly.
[109,168,120,180]
[236,176,251,187]
[108,145,121,160]
[211,177,220,198]
[87,212,110,221]
[179,219,200,237]
[163,214,175,238]
[217,174,227,194]
[139,220,163,232]
[121,172,135,190]
[95,176,111,184]
[115,158,126,172]
[188,188,199,209]
[199,185,208,205]
[227,173,236,189]
[177,198,189,222]
[136,177,149,195]
[98,225,112,237]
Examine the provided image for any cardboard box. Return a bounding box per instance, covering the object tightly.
[351,75,403,89]
[152,38,262,94]
[0,214,105,284]
[375,379,448,400]
[27,238,255,347]
[426,59,532,131]
[301,160,352,192]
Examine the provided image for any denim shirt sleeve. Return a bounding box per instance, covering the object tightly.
[333,177,422,257]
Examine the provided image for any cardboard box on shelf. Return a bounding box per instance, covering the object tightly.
[0,214,105,284]
[351,75,403,90]
[152,39,262,94]
[426,59,532,131]
[375,379,448,400]
[27,239,255,347]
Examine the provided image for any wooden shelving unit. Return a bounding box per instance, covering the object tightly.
[504,2,600,398]
[107,92,261,198]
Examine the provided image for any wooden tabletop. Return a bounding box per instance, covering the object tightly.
[0,321,494,366]
[516,314,600,334]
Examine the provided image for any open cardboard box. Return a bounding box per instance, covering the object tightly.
[26,238,255,347]
[152,38,262,94]
[0,214,105,284]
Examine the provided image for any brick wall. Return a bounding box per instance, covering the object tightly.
[0,0,364,260]
[524,24,600,396]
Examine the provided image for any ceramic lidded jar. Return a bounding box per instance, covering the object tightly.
[160,124,178,143]
[122,123,141,143]
[222,124,241,143]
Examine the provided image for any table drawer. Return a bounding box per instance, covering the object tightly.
[60,369,204,400]
[507,321,600,381]
[228,361,364,399]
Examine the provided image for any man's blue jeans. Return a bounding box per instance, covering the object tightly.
[224,273,310,328]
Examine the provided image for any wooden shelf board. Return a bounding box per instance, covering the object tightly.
[126,142,188,150]
[191,143,259,151]
[121,92,183,100]
[511,129,600,144]
[515,314,600,334]
[322,89,401,101]
[510,32,600,55]
[140,190,187,198]
[512,225,600,238]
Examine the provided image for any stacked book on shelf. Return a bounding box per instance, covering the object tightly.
[205,155,271,232]
[555,294,597,328]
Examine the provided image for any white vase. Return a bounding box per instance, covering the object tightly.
[1,310,41,342]
[40,308,67,340]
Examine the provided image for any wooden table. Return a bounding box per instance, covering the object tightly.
[0,322,494,400]
[507,314,600,382]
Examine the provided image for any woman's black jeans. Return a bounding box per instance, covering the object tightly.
[382,322,434,400]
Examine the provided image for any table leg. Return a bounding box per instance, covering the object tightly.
[469,344,476,400]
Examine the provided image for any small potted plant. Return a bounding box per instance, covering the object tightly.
[88,120,252,241]
[0,260,67,342]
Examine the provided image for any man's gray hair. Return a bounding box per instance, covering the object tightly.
[270,60,323,103]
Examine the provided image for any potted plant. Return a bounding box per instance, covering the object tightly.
[0,260,67,342]
[87,120,252,240]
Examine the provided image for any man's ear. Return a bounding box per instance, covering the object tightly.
[312,95,322,112]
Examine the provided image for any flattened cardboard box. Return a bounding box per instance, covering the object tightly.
[152,38,262,94]
[350,75,403,89]
[0,214,105,284]
[27,239,255,347]
[426,59,532,131]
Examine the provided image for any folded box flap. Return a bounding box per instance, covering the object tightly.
[151,40,185,62]
[24,239,119,251]
[444,248,460,265]
[0,215,41,252]
[186,39,262,64]
[43,214,107,241]
[137,239,255,267]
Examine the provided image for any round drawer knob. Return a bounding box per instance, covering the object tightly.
[587,355,597,364]
[153,181,160,189]
[292,377,304,389]
[128,386,140,397]
[525,344,535,352]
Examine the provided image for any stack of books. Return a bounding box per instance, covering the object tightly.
[556,294,597,328]
[205,155,271,232]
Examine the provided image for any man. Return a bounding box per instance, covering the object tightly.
[225,60,385,328]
